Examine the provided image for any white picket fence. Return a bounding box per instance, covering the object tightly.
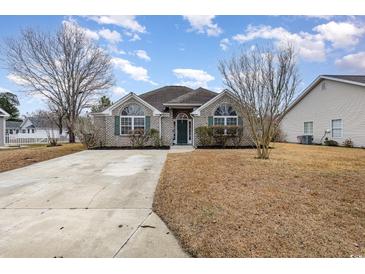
[5,134,69,146]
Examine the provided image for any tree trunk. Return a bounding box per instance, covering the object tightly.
[68,130,76,143]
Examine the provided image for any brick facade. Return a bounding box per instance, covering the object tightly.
[93,91,253,147]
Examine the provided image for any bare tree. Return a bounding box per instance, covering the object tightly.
[1,22,114,142]
[219,45,300,159]
[47,101,65,135]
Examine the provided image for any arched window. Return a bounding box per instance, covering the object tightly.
[120,104,145,135]
[213,103,238,126]
[176,113,189,120]
[214,104,237,116]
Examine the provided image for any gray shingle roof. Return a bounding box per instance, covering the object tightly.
[165,87,218,105]
[139,86,208,112]
[323,75,365,84]
[6,120,22,128]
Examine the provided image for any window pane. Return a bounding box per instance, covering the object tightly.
[214,104,237,116]
[226,118,237,126]
[121,117,132,126]
[214,117,224,125]
[121,126,132,135]
[121,104,144,116]
[304,121,313,135]
[331,119,342,138]
[332,119,342,128]
[134,117,145,133]
[332,129,341,138]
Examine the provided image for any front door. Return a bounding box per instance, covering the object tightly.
[177,120,188,144]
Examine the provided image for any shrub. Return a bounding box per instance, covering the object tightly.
[343,138,354,148]
[196,125,244,147]
[129,128,163,148]
[129,129,150,148]
[149,128,163,147]
[75,117,101,149]
[271,126,287,142]
[195,126,214,146]
[324,138,338,146]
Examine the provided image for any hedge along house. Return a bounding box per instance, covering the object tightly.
[91,86,253,147]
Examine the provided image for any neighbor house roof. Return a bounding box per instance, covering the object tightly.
[0,107,10,117]
[139,86,194,111]
[6,120,22,128]
[322,75,365,85]
[164,87,218,106]
[285,74,365,115]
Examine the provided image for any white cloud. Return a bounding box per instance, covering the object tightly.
[125,32,141,41]
[111,86,128,96]
[87,16,146,33]
[98,29,122,44]
[134,50,151,61]
[220,38,230,51]
[233,25,326,61]
[63,19,99,40]
[112,57,156,85]
[173,68,215,88]
[183,15,222,37]
[313,21,365,48]
[232,21,365,62]
[335,51,365,71]
[7,74,28,85]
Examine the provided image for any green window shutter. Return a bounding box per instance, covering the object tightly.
[238,117,243,127]
[114,116,120,135]
[145,116,150,132]
[208,116,213,126]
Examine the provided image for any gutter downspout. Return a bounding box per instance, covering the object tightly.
[159,115,162,139]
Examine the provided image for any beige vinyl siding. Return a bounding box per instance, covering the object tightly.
[281,79,365,147]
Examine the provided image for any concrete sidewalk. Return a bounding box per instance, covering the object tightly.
[0,150,188,258]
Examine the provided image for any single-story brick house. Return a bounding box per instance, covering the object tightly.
[91,86,252,147]
[281,75,365,147]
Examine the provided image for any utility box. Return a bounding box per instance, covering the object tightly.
[297,135,313,144]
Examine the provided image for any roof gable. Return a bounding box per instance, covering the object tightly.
[100,92,162,116]
[285,75,365,114]
[191,89,238,116]
[0,107,10,117]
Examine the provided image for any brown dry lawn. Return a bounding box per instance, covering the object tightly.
[0,143,85,172]
[153,143,365,257]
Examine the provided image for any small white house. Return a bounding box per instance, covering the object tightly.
[6,116,67,140]
[0,107,10,146]
[281,75,365,147]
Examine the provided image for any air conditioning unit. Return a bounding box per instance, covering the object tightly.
[297,135,313,145]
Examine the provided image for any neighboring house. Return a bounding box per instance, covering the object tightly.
[91,86,252,147]
[5,116,66,139]
[281,75,365,147]
[0,107,10,146]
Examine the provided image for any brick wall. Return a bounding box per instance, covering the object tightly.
[193,93,254,146]
[95,97,160,147]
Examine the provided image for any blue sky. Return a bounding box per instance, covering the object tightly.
[1,15,365,115]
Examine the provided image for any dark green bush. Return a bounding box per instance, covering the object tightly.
[324,138,338,146]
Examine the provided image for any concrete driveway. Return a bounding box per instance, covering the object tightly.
[0,150,187,258]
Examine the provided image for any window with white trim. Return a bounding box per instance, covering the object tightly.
[120,104,145,135]
[304,121,313,135]
[213,104,238,126]
[331,119,342,138]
